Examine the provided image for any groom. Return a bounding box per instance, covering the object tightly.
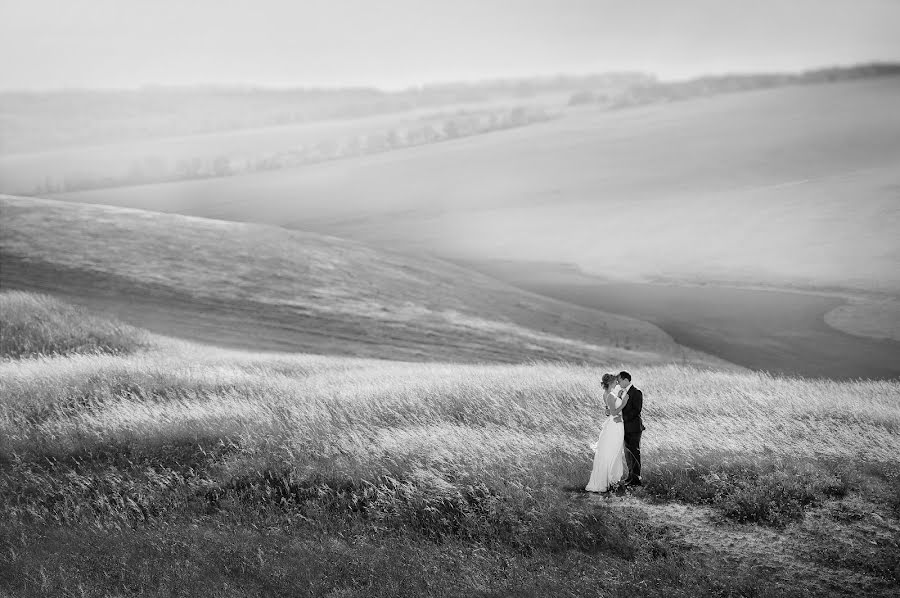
[607,371,645,486]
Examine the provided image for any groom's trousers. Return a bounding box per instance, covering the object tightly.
[624,430,642,482]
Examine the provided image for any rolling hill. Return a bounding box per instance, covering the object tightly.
[52,76,900,295]
[3,69,898,597]
[0,194,725,367]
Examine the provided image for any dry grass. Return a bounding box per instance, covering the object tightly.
[1,293,898,596]
[2,194,717,366]
[3,338,896,467]
[0,291,148,359]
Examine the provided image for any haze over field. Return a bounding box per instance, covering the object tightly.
[3,2,900,596]
[4,3,899,303]
[4,0,899,90]
[51,77,900,295]
[6,69,898,377]
[2,195,724,367]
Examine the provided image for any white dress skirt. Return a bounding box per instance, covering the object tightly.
[585,398,626,492]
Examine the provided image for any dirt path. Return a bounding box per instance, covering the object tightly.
[586,492,900,597]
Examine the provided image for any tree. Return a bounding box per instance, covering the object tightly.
[422,125,441,143]
[443,119,460,139]
[385,129,401,149]
[212,156,231,177]
[365,132,388,152]
[509,107,527,126]
[568,90,596,106]
[175,158,192,178]
[341,136,361,157]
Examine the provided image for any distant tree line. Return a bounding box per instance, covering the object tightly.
[1,73,649,154]
[4,65,896,154]
[568,62,900,109]
[31,106,556,194]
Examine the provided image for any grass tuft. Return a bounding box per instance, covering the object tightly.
[0,291,147,359]
[643,456,861,525]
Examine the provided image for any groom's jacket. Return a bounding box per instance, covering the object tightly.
[621,386,645,433]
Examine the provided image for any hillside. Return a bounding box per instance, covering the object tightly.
[2,295,898,597]
[0,102,559,196]
[0,195,725,367]
[0,73,650,154]
[4,65,893,196]
[52,76,900,295]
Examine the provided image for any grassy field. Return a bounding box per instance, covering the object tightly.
[2,195,726,368]
[52,77,900,295]
[2,292,899,596]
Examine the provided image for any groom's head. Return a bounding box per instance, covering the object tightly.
[617,371,631,387]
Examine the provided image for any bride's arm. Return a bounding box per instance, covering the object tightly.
[603,392,614,415]
[611,391,631,416]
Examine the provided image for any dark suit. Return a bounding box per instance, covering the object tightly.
[620,385,644,483]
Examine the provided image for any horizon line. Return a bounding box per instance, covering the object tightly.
[1,60,898,96]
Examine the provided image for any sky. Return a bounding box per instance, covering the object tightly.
[1,0,899,91]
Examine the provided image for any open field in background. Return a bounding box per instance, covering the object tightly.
[0,99,562,196]
[42,78,900,378]
[52,77,900,296]
[826,298,900,343]
[0,73,652,154]
[1,293,899,596]
[4,64,892,193]
[1,195,728,368]
[465,260,900,380]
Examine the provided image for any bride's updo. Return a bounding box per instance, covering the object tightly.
[601,373,616,390]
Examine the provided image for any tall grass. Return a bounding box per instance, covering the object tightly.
[0,291,147,359]
[2,293,899,596]
[4,345,896,466]
[3,337,898,534]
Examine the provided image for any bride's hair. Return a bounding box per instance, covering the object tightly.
[601,373,616,390]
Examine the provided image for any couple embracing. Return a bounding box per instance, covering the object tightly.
[585,370,645,493]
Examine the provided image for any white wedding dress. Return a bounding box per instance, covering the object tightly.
[585,393,626,492]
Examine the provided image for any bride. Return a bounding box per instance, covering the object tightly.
[585,373,629,493]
